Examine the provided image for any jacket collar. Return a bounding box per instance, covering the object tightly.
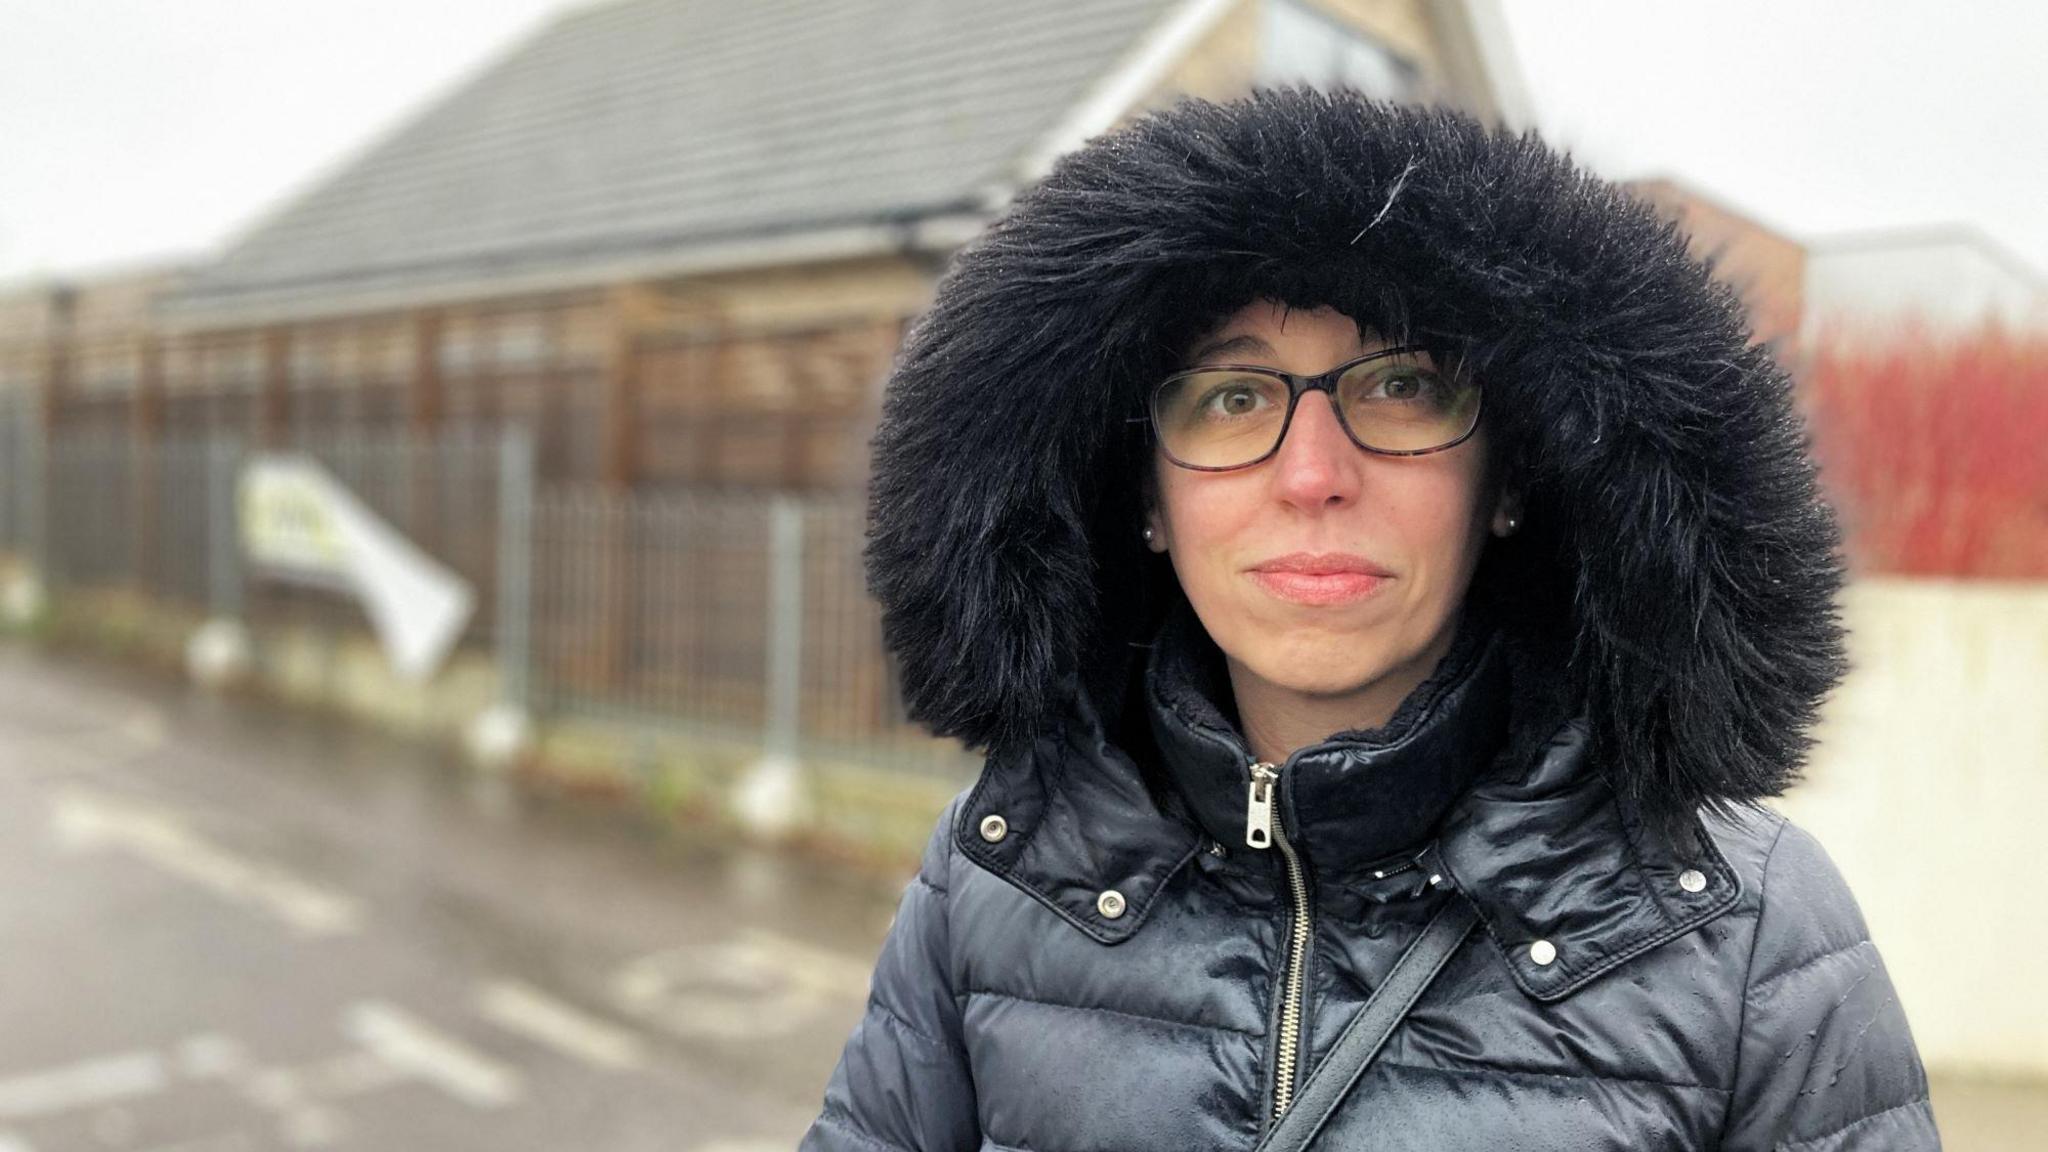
[954,598,1744,1002]
[1142,593,1508,884]
[1432,715,1743,1000]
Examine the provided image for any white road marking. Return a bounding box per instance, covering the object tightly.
[173,1034,251,1081]
[0,1052,167,1121]
[341,1002,522,1109]
[610,927,873,1041]
[474,979,646,1070]
[50,789,362,936]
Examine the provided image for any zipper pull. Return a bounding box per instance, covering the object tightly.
[1246,761,1278,849]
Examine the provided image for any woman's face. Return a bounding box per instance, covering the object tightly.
[1144,299,1514,710]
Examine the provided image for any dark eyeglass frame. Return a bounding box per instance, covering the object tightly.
[1135,343,1483,472]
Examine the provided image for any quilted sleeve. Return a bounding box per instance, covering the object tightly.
[798,792,980,1152]
[1719,819,1941,1150]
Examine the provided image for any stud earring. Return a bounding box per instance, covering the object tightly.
[1504,516,1520,535]
[1142,526,1155,544]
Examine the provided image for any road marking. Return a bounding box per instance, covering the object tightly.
[342,1002,521,1109]
[474,979,646,1070]
[0,1052,167,1121]
[173,1034,252,1082]
[611,928,873,1041]
[50,789,362,936]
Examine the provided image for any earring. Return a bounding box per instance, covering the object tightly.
[1504,516,1520,535]
[1143,527,1156,544]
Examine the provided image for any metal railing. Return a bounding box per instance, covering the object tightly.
[4,428,974,778]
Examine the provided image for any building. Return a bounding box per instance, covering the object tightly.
[1629,178,2048,348]
[3,0,1524,493]
[1799,226,2048,342]
[0,0,1525,760]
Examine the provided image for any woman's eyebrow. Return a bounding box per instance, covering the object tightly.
[1187,333,1273,364]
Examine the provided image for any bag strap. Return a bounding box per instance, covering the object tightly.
[1252,896,1480,1152]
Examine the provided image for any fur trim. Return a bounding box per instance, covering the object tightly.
[864,87,1849,828]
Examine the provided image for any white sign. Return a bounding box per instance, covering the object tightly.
[239,455,475,683]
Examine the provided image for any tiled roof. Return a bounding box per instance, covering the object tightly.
[170,0,1186,320]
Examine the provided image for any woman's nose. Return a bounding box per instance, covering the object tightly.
[1269,391,1362,506]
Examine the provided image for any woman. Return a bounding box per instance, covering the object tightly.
[802,88,1937,1150]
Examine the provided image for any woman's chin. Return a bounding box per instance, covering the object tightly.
[1236,644,1395,699]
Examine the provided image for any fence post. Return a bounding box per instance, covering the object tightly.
[766,494,804,764]
[184,434,253,690]
[732,494,811,836]
[495,427,534,711]
[23,415,48,586]
[206,435,245,620]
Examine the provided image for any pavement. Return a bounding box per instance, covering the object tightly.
[0,644,903,1151]
[1,642,2042,1151]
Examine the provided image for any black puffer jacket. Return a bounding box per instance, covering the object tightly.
[802,89,1938,1150]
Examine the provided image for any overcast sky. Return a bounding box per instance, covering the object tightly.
[2,0,2043,285]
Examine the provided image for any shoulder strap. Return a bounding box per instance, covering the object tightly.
[1253,896,1480,1152]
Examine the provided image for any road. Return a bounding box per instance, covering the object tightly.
[0,645,907,1151]
[4,643,2042,1151]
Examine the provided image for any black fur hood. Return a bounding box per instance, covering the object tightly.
[863,87,1849,832]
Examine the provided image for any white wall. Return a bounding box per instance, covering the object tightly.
[1773,577,2048,1077]
[1802,238,2048,338]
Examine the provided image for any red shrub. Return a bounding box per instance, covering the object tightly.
[1794,321,2048,580]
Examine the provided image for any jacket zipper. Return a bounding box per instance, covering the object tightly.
[1246,759,1312,1120]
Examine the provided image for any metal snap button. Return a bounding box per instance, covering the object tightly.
[1678,868,1707,893]
[1529,939,1557,966]
[1097,889,1128,919]
[978,814,1008,843]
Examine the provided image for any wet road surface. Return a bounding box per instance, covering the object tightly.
[0,645,912,1151]
[5,644,2044,1150]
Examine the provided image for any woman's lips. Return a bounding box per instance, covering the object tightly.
[1247,569,1391,606]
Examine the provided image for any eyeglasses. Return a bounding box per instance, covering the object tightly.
[1142,344,1482,471]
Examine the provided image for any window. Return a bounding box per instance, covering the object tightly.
[1259,0,1419,101]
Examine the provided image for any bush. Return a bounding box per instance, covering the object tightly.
[1796,321,2048,580]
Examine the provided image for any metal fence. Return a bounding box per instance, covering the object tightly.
[524,484,943,765]
[1,399,45,562]
[32,432,241,615]
[4,428,973,777]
